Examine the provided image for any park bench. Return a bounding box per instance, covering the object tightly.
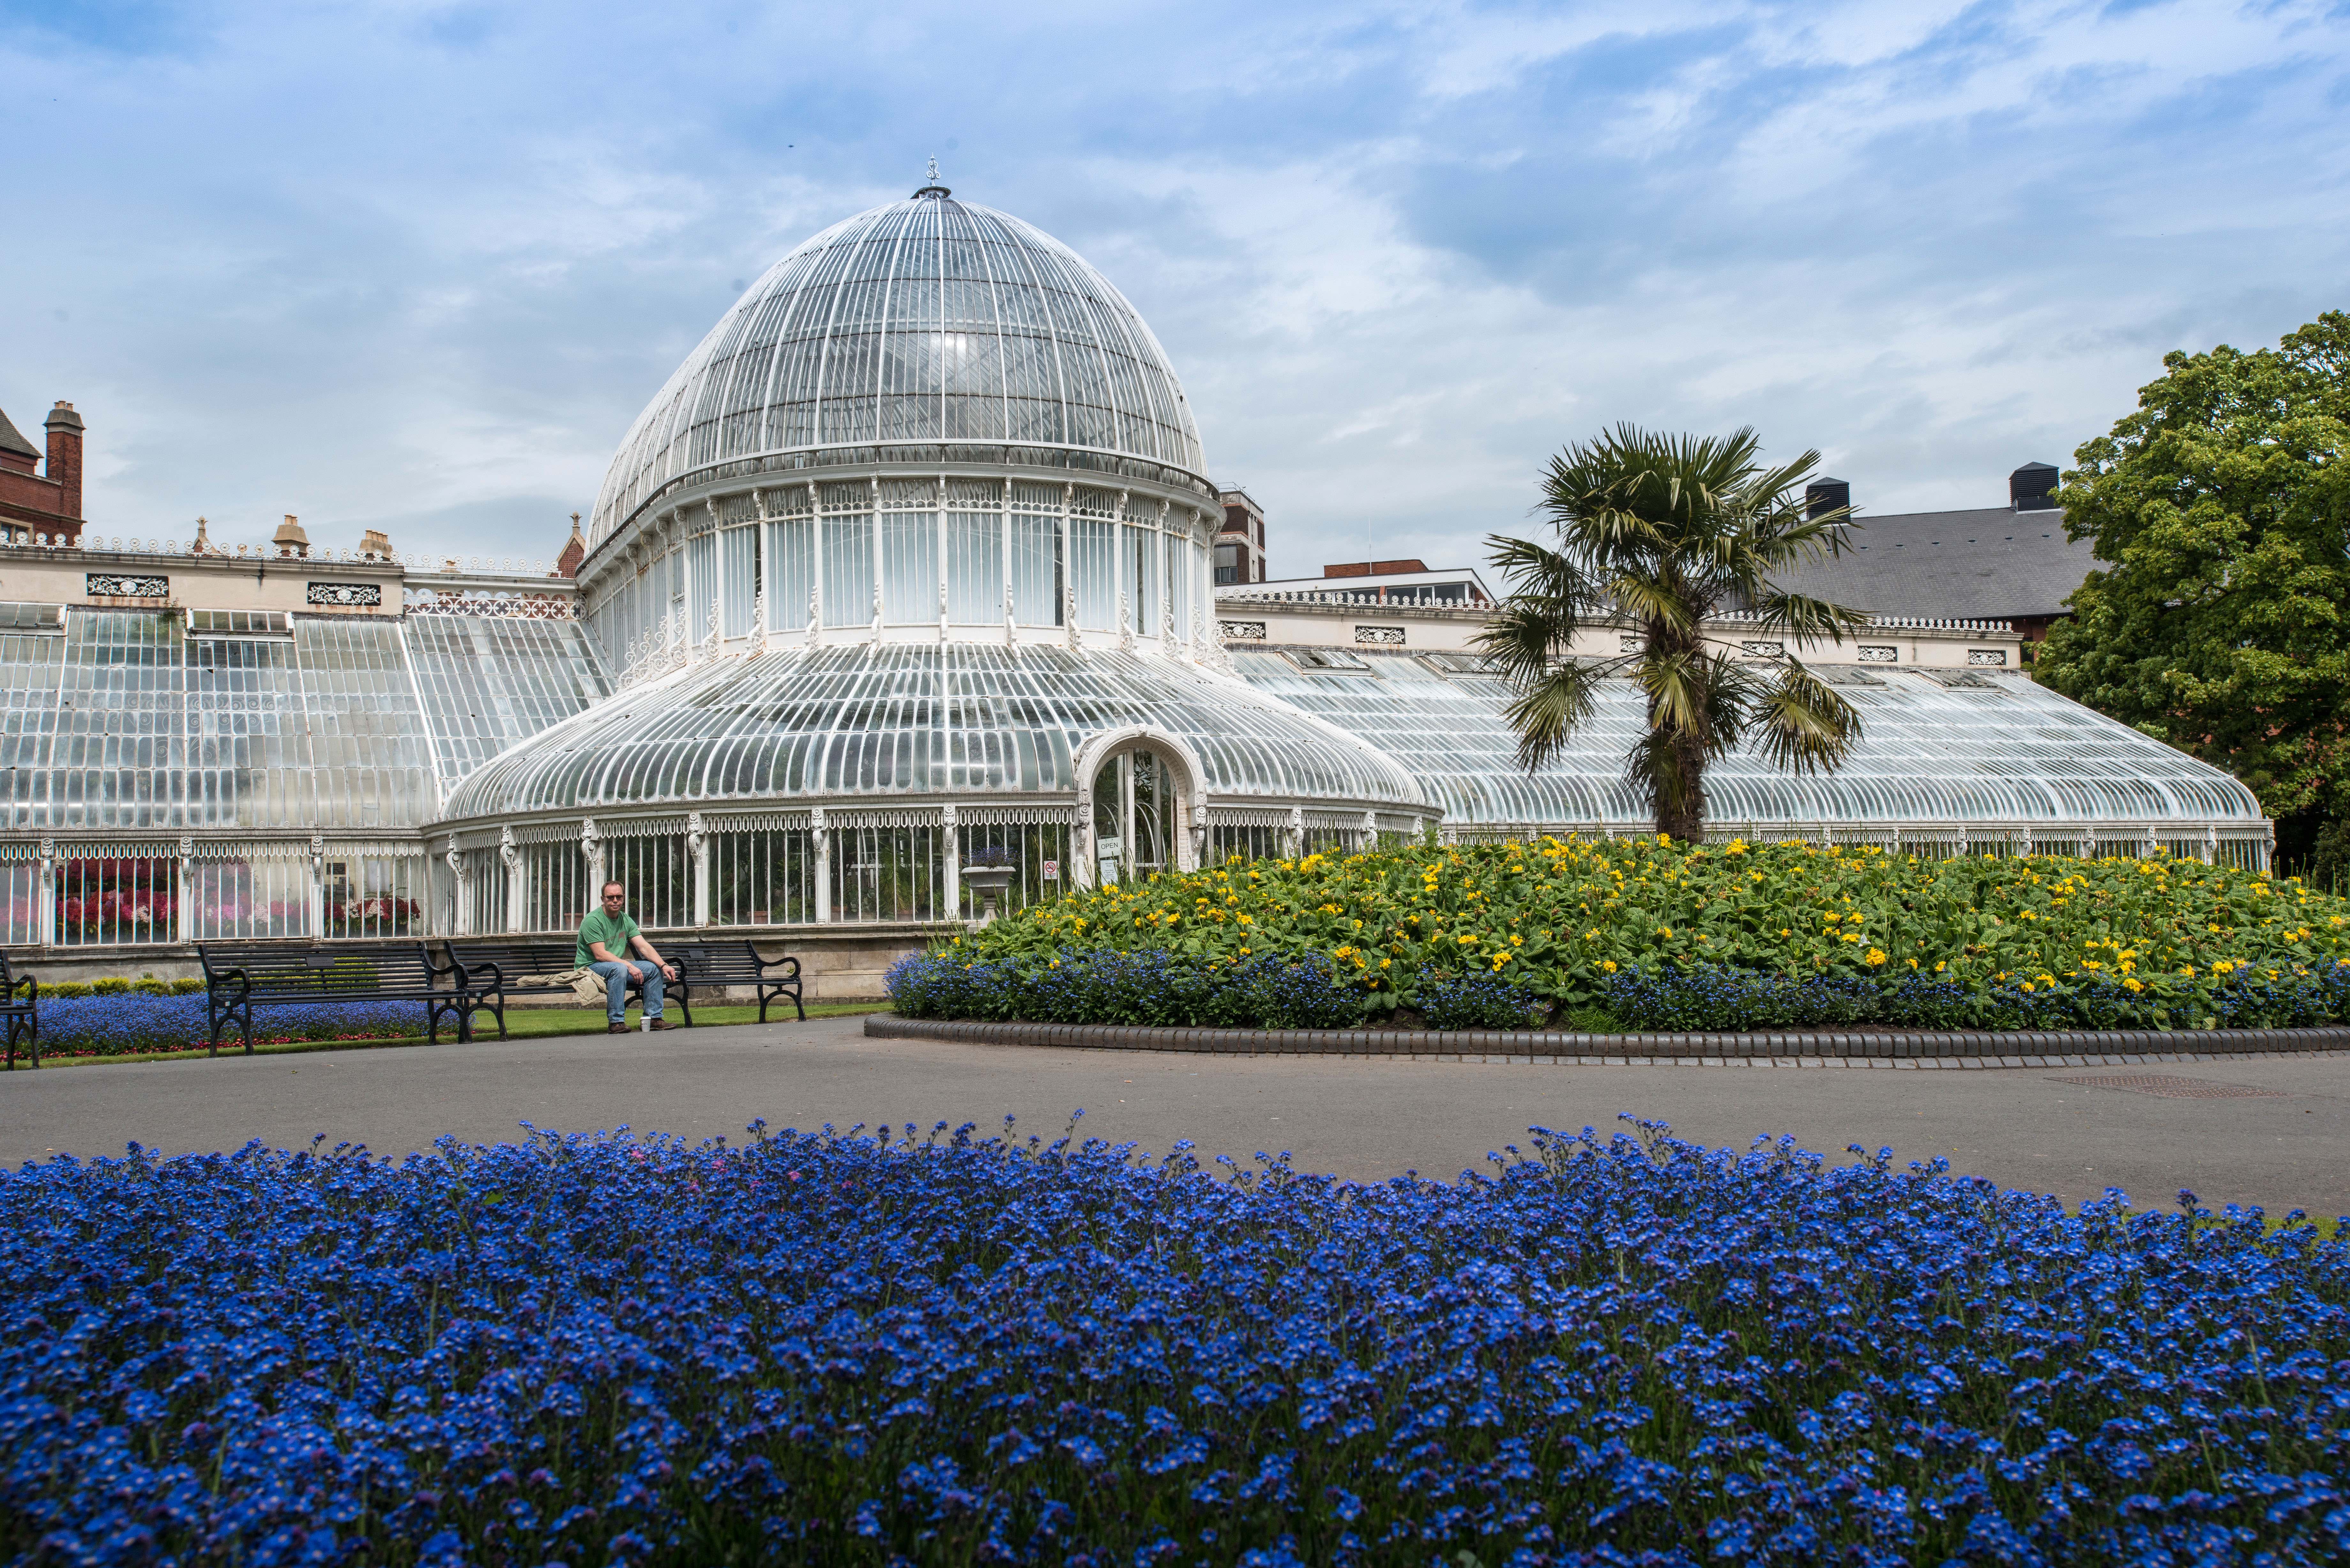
[450,937,806,1037]
[669,939,805,1027]
[196,941,470,1056]
[1,953,37,1069]
[445,940,597,1041]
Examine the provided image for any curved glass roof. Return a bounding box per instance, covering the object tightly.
[0,610,609,833]
[438,645,1429,822]
[1230,649,2266,828]
[589,188,1207,548]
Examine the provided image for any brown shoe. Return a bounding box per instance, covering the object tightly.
[648,1018,678,1032]
[608,1022,630,1034]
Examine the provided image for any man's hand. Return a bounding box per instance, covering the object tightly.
[626,962,646,983]
[659,962,678,982]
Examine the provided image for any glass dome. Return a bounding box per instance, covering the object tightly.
[588,184,1207,549]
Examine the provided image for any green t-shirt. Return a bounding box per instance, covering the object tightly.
[577,909,642,968]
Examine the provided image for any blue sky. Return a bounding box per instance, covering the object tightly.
[2,0,2344,577]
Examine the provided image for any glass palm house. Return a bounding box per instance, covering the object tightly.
[0,178,2271,954]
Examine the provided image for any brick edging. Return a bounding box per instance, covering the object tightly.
[863,1014,2350,1064]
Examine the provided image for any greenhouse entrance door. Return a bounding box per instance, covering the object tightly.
[1090,748,1177,886]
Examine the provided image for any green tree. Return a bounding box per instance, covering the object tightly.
[2036,312,2350,870]
[1476,425,1870,843]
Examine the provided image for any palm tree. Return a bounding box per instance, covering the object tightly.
[1475,424,1870,843]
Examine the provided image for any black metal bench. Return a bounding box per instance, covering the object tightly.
[1,953,37,1069]
[445,940,595,1041]
[670,939,805,1027]
[196,941,469,1055]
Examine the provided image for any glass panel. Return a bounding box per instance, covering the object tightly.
[822,514,873,628]
[830,822,940,921]
[1131,750,1174,876]
[1011,513,1061,626]
[946,512,1001,624]
[1168,532,1192,641]
[463,847,509,935]
[1209,823,1283,863]
[322,852,424,940]
[686,531,718,644]
[721,526,758,638]
[765,517,815,631]
[293,620,436,831]
[57,853,179,945]
[881,510,938,623]
[1131,523,1161,635]
[403,617,610,797]
[189,854,314,941]
[524,841,590,934]
[0,860,38,944]
[955,820,1071,918]
[606,834,690,931]
[1070,519,1114,631]
[710,827,816,925]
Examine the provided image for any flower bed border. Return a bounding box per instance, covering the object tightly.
[868,1014,2350,1064]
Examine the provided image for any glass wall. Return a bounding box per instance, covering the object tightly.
[709,823,817,926]
[765,512,816,632]
[830,814,943,922]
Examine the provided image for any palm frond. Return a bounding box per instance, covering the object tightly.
[1753,662,1861,775]
[1498,661,1605,773]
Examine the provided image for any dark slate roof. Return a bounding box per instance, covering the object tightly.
[0,405,38,461]
[1768,505,2099,621]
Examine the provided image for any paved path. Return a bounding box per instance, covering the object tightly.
[5,1017,2346,1217]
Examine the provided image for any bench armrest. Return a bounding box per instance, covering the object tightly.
[754,950,802,979]
[461,959,507,992]
[8,972,33,1003]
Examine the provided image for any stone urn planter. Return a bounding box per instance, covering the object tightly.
[960,865,1017,924]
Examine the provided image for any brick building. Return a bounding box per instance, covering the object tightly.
[1214,487,1266,584]
[0,399,85,545]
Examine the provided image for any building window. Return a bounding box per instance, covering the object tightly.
[1218,620,1267,640]
[1354,625,1406,645]
[1214,544,1238,585]
[1857,645,1899,663]
[1966,648,2009,666]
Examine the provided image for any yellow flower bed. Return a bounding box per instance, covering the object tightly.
[957,835,2350,1010]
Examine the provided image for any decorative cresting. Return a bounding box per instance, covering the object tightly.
[575,183,1223,681]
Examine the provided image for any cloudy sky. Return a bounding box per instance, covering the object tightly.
[1,0,2344,577]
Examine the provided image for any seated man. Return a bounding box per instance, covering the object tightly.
[577,880,679,1034]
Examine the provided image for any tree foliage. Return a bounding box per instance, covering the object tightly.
[1477,425,1868,841]
[2037,313,2350,860]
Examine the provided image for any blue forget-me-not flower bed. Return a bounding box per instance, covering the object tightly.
[30,995,433,1059]
[3,1117,2346,1565]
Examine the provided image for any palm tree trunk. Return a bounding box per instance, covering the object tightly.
[1657,728,1707,844]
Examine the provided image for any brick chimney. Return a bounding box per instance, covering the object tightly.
[43,403,84,523]
[555,511,586,577]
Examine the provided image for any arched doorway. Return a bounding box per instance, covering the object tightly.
[1089,746,1180,886]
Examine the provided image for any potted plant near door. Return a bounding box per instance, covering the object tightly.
[960,846,1018,924]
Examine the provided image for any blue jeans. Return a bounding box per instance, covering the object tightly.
[589,960,664,1023]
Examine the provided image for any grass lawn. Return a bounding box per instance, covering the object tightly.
[24,1001,892,1069]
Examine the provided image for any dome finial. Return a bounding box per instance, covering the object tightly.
[915,156,949,199]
